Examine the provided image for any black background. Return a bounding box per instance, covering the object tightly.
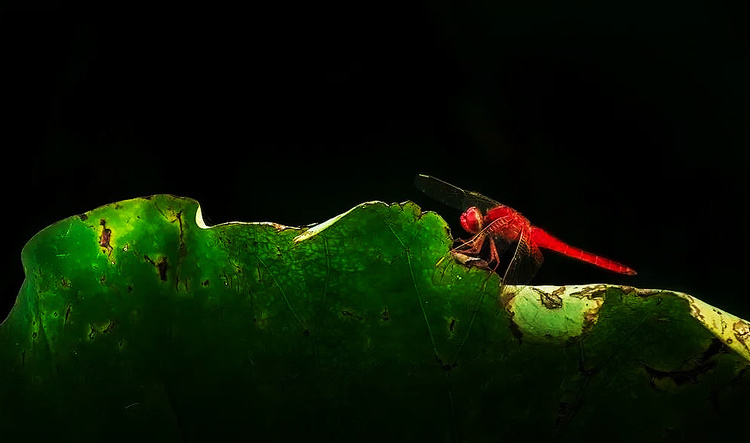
[3,7,750,322]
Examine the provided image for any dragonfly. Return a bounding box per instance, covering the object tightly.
[415,174,636,302]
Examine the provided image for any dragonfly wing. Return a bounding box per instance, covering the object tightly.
[499,229,544,305]
[415,174,502,212]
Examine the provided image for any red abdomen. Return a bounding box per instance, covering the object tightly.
[529,226,637,275]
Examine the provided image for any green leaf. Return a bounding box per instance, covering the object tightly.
[1,195,748,441]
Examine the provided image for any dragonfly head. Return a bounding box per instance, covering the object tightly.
[460,207,483,234]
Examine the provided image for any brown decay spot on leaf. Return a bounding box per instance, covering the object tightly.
[101,320,116,334]
[644,339,726,390]
[270,222,289,231]
[571,284,608,300]
[381,308,390,321]
[143,255,169,281]
[538,287,563,309]
[689,297,705,323]
[633,288,661,297]
[732,320,750,352]
[99,219,113,256]
[157,257,168,281]
[341,310,364,321]
[582,300,604,334]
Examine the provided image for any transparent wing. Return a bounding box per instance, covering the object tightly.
[498,228,544,305]
[415,174,502,213]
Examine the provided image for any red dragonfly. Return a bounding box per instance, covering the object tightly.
[415,174,636,300]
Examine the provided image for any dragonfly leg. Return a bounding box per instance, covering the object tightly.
[452,237,475,251]
[453,233,485,256]
[488,236,502,272]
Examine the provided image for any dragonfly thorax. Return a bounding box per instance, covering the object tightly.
[460,207,483,234]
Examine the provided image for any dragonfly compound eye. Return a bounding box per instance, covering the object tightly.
[460,207,483,234]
